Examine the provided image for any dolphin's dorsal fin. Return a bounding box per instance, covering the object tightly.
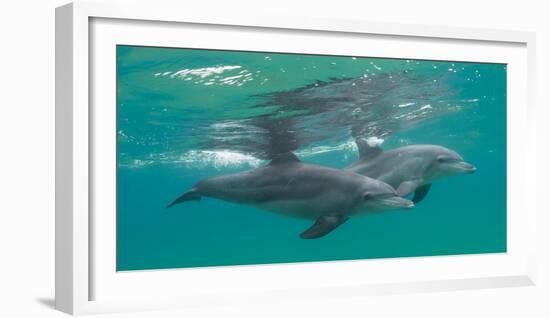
[269,152,301,165]
[356,138,383,160]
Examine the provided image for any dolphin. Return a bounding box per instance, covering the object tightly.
[167,152,414,239]
[346,139,476,203]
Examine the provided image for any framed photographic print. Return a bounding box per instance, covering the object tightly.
[56,2,538,315]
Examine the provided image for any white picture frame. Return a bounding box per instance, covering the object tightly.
[55,1,538,315]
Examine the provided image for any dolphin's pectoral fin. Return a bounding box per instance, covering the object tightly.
[166,190,201,209]
[300,215,349,239]
[412,184,431,203]
[396,180,422,197]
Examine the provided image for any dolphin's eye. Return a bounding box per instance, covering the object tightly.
[363,193,371,200]
[437,157,446,163]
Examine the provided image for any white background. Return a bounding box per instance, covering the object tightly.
[0,0,547,317]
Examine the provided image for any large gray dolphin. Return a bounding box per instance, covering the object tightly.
[346,139,476,203]
[167,152,413,239]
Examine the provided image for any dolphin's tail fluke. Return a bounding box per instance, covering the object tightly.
[166,189,201,209]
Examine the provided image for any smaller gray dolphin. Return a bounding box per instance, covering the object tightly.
[167,152,413,239]
[346,139,476,203]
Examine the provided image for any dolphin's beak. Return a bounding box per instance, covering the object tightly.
[381,196,415,209]
[457,161,476,174]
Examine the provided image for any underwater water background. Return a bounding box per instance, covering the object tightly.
[117,45,506,271]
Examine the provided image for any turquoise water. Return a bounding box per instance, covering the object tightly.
[117,45,506,271]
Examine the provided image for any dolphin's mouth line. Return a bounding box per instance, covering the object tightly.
[378,196,414,209]
[453,161,477,173]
